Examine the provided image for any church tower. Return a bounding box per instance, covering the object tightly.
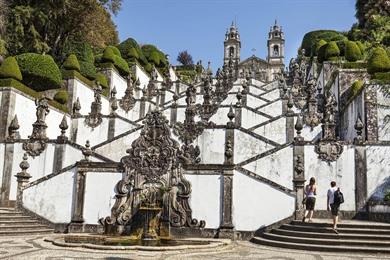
[267,20,285,67]
[224,22,241,65]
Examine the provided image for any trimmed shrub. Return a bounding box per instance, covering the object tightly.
[324,41,340,61]
[144,63,153,73]
[317,43,328,63]
[345,41,363,62]
[367,47,390,74]
[96,72,108,89]
[149,51,161,66]
[312,39,327,56]
[53,90,68,105]
[106,46,121,57]
[0,57,23,81]
[336,40,348,56]
[118,38,148,65]
[301,30,347,57]
[127,47,139,60]
[63,54,81,72]
[62,41,95,64]
[351,80,364,97]
[102,47,115,63]
[113,55,130,76]
[373,72,390,82]
[16,53,62,91]
[80,61,97,80]
[0,39,7,57]
[356,41,366,55]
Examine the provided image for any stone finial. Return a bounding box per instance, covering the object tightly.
[110,86,118,115]
[82,140,92,161]
[172,91,179,108]
[8,114,20,140]
[287,92,294,113]
[295,114,303,140]
[236,90,242,107]
[73,97,81,116]
[227,105,235,128]
[57,115,68,142]
[141,85,147,100]
[354,114,364,144]
[16,153,31,180]
[135,78,141,89]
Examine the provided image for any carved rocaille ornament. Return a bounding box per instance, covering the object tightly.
[315,92,343,163]
[119,77,136,112]
[99,110,205,235]
[85,83,103,128]
[23,98,50,157]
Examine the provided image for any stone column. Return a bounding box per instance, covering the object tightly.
[139,97,146,118]
[364,85,378,142]
[0,90,16,141]
[218,112,236,239]
[70,169,87,231]
[0,143,15,207]
[15,153,32,210]
[286,93,295,142]
[354,116,367,212]
[107,116,116,140]
[293,115,305,220]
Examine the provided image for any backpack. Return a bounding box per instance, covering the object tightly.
[333,189,344,205]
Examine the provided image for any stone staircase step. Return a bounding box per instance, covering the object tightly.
[0,224,49,230]
[252,236,390,254]
[281,224,390,235]
[0,229,53,236]
[0,212,24,216]
[272,228,390,241]
[0,215,32,220]
[263,232,390,247]
[290,220,390,230]
[0,220,39,224]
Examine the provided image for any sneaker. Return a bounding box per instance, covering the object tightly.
[333,228,339,234]
[308,219,313,223]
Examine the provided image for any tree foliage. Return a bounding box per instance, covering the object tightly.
[0,0,7,38]
[5,0,118,61]
[177,50,193,66]
[301,30,346,57]
[355,0,390,28]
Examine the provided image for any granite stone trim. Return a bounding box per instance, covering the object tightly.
[91,126,142,149]
[354,145,367,212]
[364,86,378,142]
[24,164,77,189]
[237,142,292,167]
[107,117,116,140]
[0,143,14,206]
[253,215,295,236]
[52,144,66,173]
[248,114,286,131]
[244,105,273,119]
[235,166,294,195]
[293,144,305,220]
[71,170,87,223]
[220,170,234,230]
[255,97,282,110]
[237,127,281,147]
[0,91,15,141]
[286,115,295,143]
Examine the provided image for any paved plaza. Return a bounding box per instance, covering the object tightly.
[0,234,389,260]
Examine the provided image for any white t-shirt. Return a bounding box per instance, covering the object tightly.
[327,187,338,205]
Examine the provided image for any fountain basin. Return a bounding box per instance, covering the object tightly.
[44,235,231,251]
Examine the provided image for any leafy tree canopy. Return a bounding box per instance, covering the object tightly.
[177,50,194,66]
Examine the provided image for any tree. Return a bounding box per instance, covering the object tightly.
[177,50,193,66]
[5,0,118,61]
[98,0,122,15]
[356,0,389,28]
[0,0,7,38]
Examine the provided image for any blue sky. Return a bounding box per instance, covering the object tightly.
[113,0,356,69]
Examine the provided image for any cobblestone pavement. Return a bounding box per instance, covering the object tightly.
[0,235,390,260]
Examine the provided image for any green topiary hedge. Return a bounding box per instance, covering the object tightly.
[63,54,81,72]
[79,61,97,80]
[16,53,62,91]
[317,43,328,63]
[373,72,390,82]
[0,39,7,57]
[301,30,347,57]
[345,41,363,62]
[102,47,115,63]
[312,39,327,56]
[351,80,364,97]
[367,47,390,74]
[113,55,130,76]
[106,46,121,57]
[324,41,340,61]
[96,72,108,89]
[0,57,23,81]
[118,38,148,66]
[53,90,68,105]
[356,41,366,55]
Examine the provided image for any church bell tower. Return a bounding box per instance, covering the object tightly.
[224,22,241,65]
[267,20,285,67]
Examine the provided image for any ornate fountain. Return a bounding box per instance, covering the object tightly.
[98,110,205,244]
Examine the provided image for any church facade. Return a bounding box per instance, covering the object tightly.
[224,20,285,82]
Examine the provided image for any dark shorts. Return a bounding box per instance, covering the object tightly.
[305,197,316,210]
[330,203,340,216]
